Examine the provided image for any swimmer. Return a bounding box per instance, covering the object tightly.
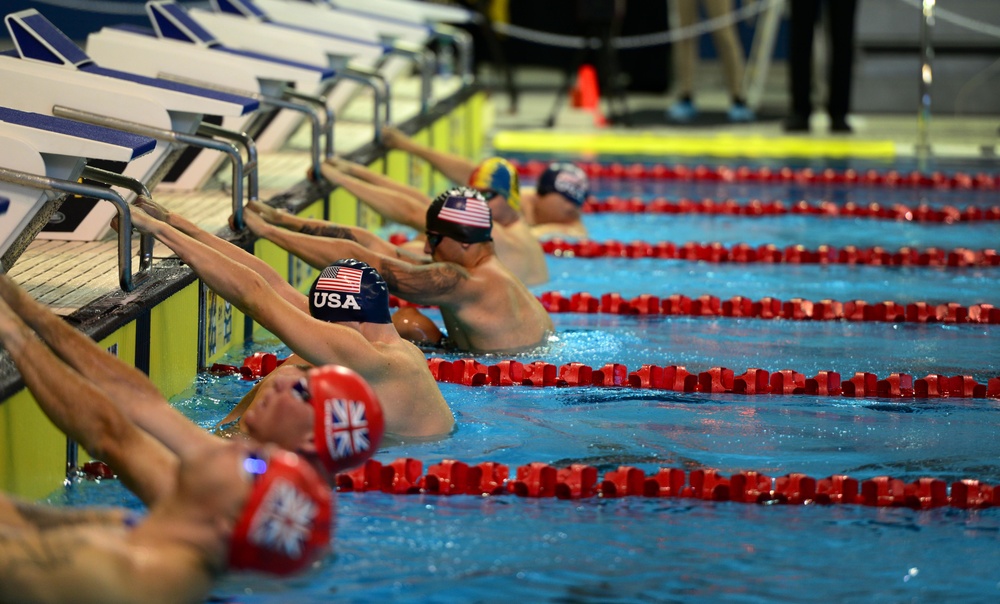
[520,162,591,240]
[247,187,554,354]
[318,154,549,286]
[0,276,333,600]
[382,125,590,239]
[126,197,453,440]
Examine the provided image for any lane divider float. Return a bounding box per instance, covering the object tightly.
[513,159,1000,191]
[543,239,1000,267]
[334,457,998,509]
[216,353,1000,401]
[78,456,998,510]
[579,196,1000,224]
[425,357,1000,400]
[390,293,999,325]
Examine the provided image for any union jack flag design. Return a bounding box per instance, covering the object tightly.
[438,196,491,228]
[248,480,318,558]
[324,398,372,459]
[315,266,363,293]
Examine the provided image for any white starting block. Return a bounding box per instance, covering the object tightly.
[253,0,441,92]
[86,1,336,191]
[0,9,259,241]
[0,107,158,289]
[193,0,394,139]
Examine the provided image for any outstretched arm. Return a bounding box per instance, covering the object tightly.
[135,210,377,371]
[382,125,478,184]
[134,198,305,309]
[246,201,402,258]
[319,163,428,230]
[0,275,214,463]
[248,215,471,308]
[0,291,177,506]
[327,157,429,206]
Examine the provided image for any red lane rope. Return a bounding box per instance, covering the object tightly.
[335,457,999,510]
[535,293,1000,324]
[579,196,1000,224]
[388,293,1000,325]
[80,455,998,509]
[426,357,1000,401]
[543,239,1000,267]
[512,159,1000,191]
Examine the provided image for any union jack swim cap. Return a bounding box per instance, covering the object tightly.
[229,448,332,576]
[307,365,385,476]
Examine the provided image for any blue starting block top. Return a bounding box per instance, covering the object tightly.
[4,9,259,115]
[147,1,335,79]
[0,106,156,160]
[0,197,9,216]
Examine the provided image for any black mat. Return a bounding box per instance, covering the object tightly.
[619,108,786,127]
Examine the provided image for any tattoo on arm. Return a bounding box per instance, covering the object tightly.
[298,224,358,241]
[381,262,466,299]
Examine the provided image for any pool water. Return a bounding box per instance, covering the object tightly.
[58,157,1000,602]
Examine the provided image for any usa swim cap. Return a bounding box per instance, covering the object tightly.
[469,157,521,212]
[229,448,333,576]
[426,187,493,244]
[537,163,590,207]
[308,365,385,475]
[309,259,391,324]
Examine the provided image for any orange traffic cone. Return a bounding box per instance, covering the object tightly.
[572,64,606,126]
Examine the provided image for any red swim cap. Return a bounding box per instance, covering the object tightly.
[229,449,333,575]
[308,365,385,475]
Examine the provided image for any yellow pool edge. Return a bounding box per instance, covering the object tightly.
[492,130,898,160]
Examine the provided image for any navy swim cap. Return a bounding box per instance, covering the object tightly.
[309,259,391,324]
[426,187,493,244]
[537,163,590,207]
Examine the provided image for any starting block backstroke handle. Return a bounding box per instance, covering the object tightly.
[0,167,151,292]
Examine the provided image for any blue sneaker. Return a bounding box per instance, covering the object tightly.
[668,99,697,123]
[728,103,755,123]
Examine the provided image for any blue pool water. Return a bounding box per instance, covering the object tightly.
[57,157,1000,602]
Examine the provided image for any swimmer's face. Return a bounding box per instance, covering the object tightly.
[243,368,314,452]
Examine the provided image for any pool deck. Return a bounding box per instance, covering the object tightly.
[486,65,999,161]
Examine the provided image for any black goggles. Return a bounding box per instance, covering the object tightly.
[425,232,445,249]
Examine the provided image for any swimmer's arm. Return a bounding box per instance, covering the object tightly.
[248,210,399,258]
[381,125,476,184]
[5,496,132,530]
[0,293,178,506]
[329,159,430,207]
[377,260,470,307]
[149,201,305,309]
[248,221,385,271]
[320,164,428,229]
[0,528,212,604]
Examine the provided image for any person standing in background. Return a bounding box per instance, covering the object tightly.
[784,0,859,133]
[667,0,754,123]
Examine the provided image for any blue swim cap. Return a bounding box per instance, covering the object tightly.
[426,187,493,244]
[537,163,590,206]
[309,259,391,324]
